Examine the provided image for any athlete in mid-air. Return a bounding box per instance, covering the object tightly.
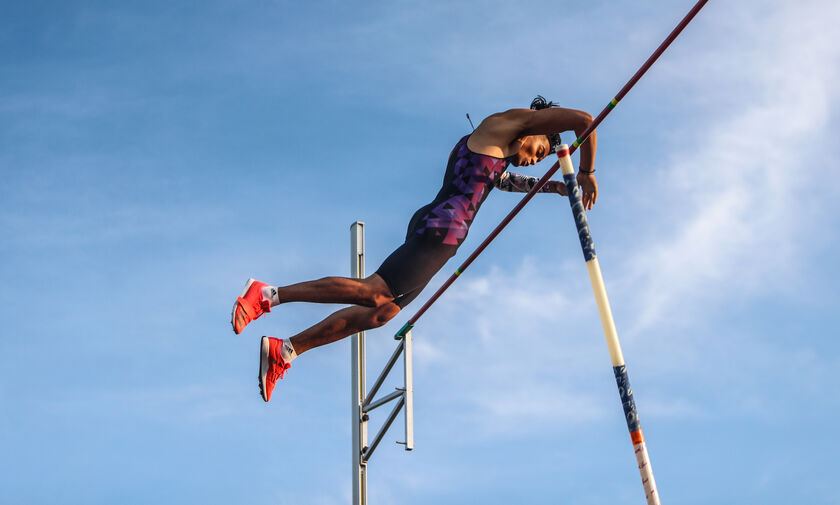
[232,96,598,402]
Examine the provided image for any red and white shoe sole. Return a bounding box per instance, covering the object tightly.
[259,336,270,402]
[230,278,256,333]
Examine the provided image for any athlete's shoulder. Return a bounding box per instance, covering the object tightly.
[469,109,532,156]
[481,108,533,124]
[473,109,532,136]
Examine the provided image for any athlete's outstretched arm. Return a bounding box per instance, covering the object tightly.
[518,107,597,174]
[495,171,567,196]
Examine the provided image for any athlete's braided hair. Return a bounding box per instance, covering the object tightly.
[530,95,562,153]
[530,95,555,110]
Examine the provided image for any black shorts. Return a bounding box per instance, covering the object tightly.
[375,234,458,308]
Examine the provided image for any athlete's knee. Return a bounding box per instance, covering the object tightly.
[362,274,395,307]
[366,302,400,328]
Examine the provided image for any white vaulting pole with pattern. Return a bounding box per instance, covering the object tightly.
[556,146,660,505]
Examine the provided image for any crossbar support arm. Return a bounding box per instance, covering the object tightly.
[363,390,403,414]
[362,396,405,463]
[363,339,405,409]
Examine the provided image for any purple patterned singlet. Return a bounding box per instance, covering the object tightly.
[411,135,510,246]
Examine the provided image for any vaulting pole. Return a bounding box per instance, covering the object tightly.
[555,145,660,504]
[395,0,709,338]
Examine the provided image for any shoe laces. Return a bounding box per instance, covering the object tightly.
[269,359,291,381]
[269,345,291,381]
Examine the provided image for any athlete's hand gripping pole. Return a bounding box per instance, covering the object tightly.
[556,145,660,505]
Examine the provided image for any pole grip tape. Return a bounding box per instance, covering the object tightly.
[562,173,596,262]
[613,365,641,433]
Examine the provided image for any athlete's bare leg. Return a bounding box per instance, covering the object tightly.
[274,273,394,307]
[233,274,395,335]
[289,302,401,354]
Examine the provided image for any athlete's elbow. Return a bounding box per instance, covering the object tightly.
[572,111,594,136]
[577,111,594,128]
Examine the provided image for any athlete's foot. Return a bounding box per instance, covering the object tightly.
[231,278,273,334]
[259,336,291,402]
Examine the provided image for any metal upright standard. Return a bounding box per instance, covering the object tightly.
[350,222,368,505]
[350,222,414,505]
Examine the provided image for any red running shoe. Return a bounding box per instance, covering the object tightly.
[259,336,291,402]
[231,278,272,334]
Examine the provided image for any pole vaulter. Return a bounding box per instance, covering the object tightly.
[230,1,708,502]
[391,1,709,503]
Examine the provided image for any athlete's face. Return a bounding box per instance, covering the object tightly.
[512,136,550,167]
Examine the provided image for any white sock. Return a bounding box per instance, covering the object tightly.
[262,286,281,306]
[281,339,298,363]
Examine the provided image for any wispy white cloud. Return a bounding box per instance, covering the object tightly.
[619,0,840,336]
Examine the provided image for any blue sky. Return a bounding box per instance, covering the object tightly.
[2,1,839,504]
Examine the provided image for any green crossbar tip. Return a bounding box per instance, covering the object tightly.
[394,321,414,340]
